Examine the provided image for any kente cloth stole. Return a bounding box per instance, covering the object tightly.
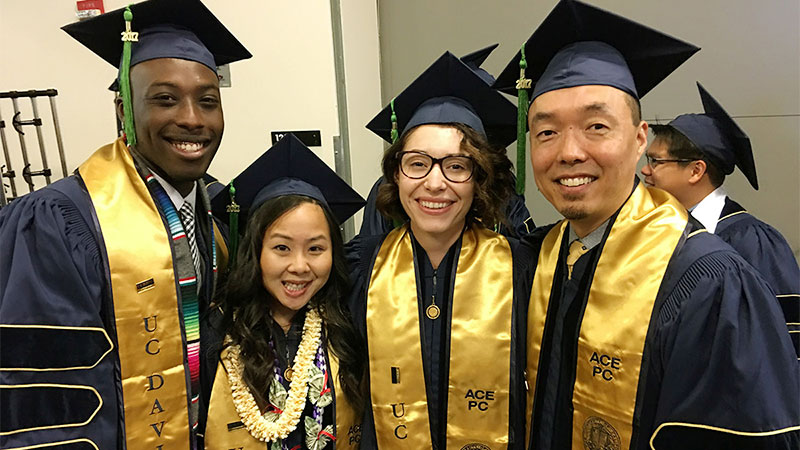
[526,184,687,450]
[366,224,514,449]
[203,344,359,449]
[79,137,216,449]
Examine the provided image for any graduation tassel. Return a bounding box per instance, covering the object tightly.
[119,6,138,148]
[390,98,399,144]
[226,182,240,268]
[515,44,532,195]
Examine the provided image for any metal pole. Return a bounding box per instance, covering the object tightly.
[29,96,52,185]
[0,106,18,197]
[0,163,7,207]
[333,136,355,240]
[10,98,34,192]
[329,0,355,241]
[48,92,69,177]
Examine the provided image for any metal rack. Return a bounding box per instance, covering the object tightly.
[0,89,68,207]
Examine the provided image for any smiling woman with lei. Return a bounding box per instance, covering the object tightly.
[347,50,537,449]
[204,134,366,450]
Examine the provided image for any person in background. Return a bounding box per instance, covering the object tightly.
[0,0,250,448]
[641,82,800,356]
[493,0,800,448]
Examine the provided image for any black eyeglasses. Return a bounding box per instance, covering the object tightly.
[398,151,475,183]
[645,155,695,168]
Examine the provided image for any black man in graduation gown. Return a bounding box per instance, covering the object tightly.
[0,1,250,448]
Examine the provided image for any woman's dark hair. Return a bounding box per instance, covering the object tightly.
[376,122,515,229]
[218,195,365,412]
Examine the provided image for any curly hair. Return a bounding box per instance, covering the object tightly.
[218,195,365,413]
[375,122,515,229]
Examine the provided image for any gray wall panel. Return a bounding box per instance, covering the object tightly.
[377,0,800,257]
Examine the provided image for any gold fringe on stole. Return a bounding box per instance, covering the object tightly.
[204,346,357,449]
[367,224,514,449]
[527,184,687,449]
[80,138,190,449]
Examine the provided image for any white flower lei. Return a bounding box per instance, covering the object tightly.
[223,308,323,442]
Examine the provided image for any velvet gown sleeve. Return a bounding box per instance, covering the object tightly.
[644,238,800,450]
[357,178,393,237]
[0,179,123,450]
[504,191,535,237]
[343,232,386,450]
[717,216,800,354]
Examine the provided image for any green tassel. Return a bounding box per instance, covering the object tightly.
[226,182,240,268]
[390,98,399,144]
[515,44,531,195]
[120,6,137,148]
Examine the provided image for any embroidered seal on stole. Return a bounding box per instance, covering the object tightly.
[582,416,620,450]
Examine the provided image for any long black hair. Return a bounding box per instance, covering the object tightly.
[218,195,365,412]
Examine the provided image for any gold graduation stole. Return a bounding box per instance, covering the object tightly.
[204,345,359,449]
[526,184,687,450]
[367,224,514,449]
[80,138,220,449]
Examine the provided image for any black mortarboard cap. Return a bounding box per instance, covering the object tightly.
[461,43,499,85]
[366,51,517,148]
[669,82,758,189]
[493,0,699,101]
[211,134,365,229]
[62,0,252,74]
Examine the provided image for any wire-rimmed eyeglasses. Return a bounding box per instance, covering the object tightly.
[645,155,695,168]
[398,151,475,183]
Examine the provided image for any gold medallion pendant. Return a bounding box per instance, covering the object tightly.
[284,367,293,381]
[426,304,440,320]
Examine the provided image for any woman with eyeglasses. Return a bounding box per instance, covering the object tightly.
[346,50,536,449]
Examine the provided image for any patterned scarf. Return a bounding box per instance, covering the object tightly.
[144,173,217,437]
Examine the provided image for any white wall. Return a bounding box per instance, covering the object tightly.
[376,0,800,257]
[0,0,383,230]
[336,0,384,228]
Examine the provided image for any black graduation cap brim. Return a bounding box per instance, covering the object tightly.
[493,0,699,99]
[62,0,252,68]
[698,82,758,189]
[366,51,517,148]
[210,134,365,228]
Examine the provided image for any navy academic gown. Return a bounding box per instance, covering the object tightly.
[714,197,800,355]
[524,215,800,450]
[0,174,220,450]
[358,177,535,237]
[346,226,534,449]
